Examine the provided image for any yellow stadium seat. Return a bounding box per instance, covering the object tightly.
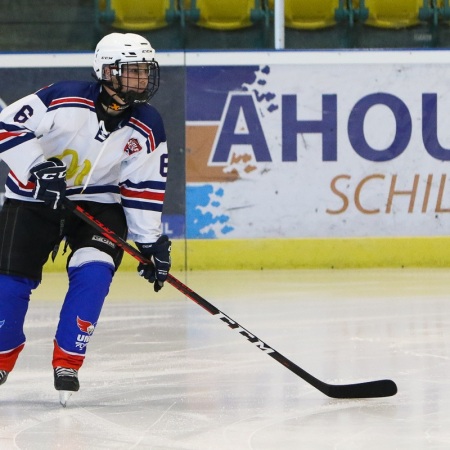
[266,0,350,30]
[98,0,177,31]
[285,0,342,30]
[362,0,425,28]
[184,0,266,30]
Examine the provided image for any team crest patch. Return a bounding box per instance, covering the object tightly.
[77,316,95,335]
[124,138,142,155]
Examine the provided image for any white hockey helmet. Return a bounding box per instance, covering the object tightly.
[93,33,160,104]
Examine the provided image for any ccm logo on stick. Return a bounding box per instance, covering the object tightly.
[217,312,275,354]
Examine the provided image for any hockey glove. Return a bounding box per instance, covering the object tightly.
[29,157,67,209]
[137,235,171,292]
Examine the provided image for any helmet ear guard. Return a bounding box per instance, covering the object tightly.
[109,66,120,78]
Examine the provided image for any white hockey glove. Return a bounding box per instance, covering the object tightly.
[137,235,171,292]
[29,157,67,209]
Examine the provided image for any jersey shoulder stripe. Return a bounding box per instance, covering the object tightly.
[35,81,99,109]
[128,117,156,153]
[48,96,95,112]
[128,104,166,150]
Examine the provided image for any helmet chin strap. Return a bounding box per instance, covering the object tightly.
[98,85,131,112]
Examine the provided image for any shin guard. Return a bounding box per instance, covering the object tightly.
[0,275,39,371]
[53,260,114,370]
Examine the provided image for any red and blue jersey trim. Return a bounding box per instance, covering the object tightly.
[0,123,34,154]
[47,96,96,113]
[120,179,165,212]
[5,172,34,197]
[35,81,99,109]
[128,117,156,154]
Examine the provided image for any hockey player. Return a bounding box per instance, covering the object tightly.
[0,33,171,405]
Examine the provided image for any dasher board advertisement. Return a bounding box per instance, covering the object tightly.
[185,51,450,239]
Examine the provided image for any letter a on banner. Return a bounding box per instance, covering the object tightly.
[210,93,271,164]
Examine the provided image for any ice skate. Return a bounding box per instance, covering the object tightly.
[54,367,79,407]
[0,370,8,386]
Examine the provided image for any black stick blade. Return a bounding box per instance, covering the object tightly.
[325,379,397,399]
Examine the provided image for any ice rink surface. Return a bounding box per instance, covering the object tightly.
[1,268,450,449]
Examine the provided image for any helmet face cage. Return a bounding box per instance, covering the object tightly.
[109,59,160,104]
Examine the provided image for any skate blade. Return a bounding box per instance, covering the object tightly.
[59,390,73,407]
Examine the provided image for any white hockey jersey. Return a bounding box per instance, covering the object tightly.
[0,80,168,244]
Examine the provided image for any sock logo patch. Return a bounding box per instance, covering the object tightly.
[76,316,96,335]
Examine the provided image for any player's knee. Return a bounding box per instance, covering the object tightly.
[68,247,114,269]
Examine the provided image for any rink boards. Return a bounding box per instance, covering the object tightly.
[2,50,450,269]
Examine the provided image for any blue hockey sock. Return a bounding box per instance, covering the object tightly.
[54,262,114,359]
[0,275,39,354]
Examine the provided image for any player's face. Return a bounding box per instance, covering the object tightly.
[119,63,150,94]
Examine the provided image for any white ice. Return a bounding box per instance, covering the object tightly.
[0,268,449,449]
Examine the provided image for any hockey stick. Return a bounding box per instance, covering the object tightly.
[63,198,397,399]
